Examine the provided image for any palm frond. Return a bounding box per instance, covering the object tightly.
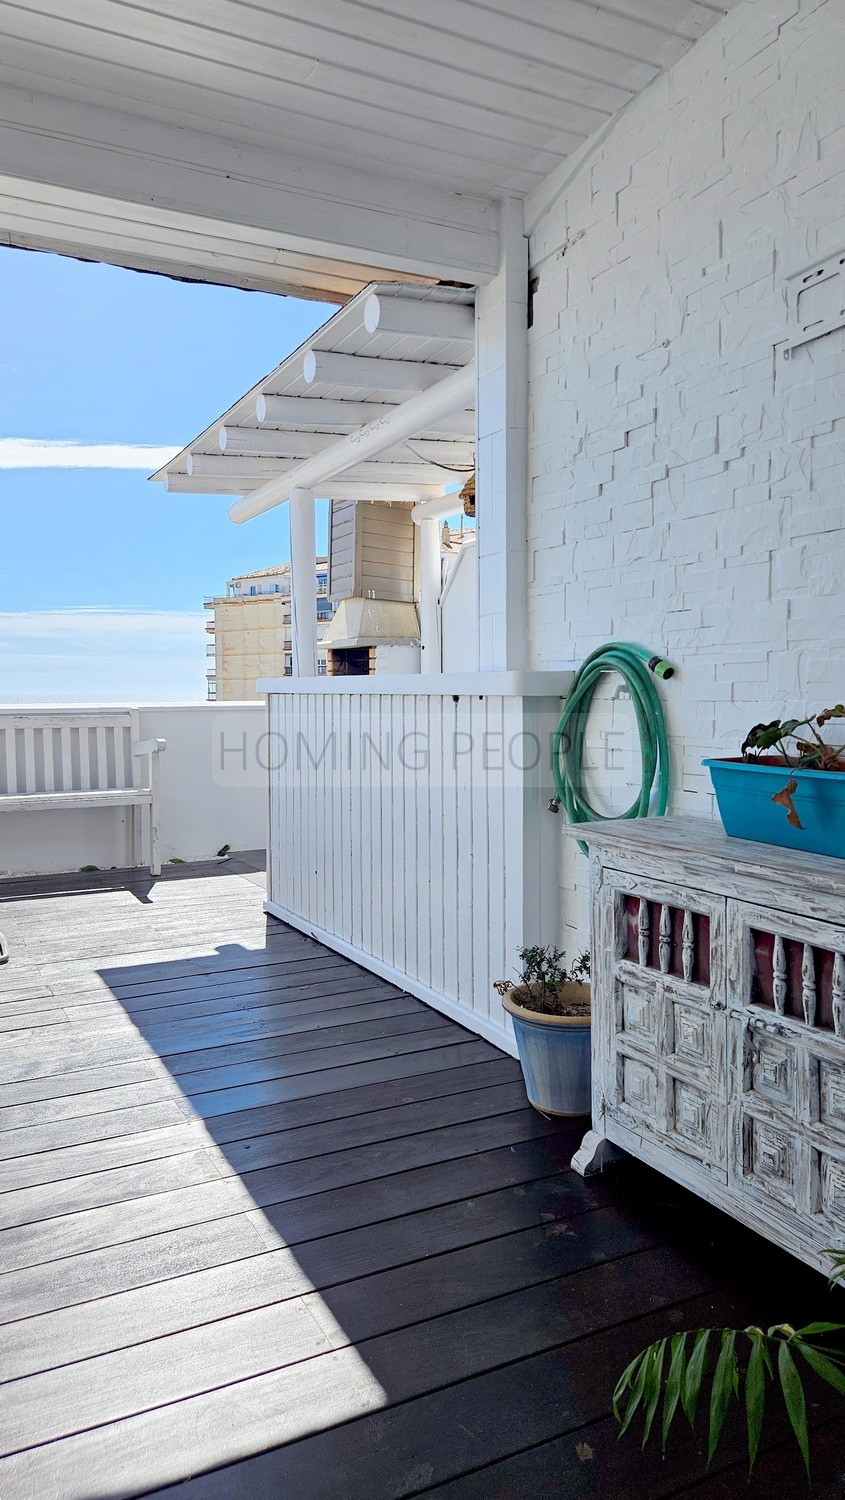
[615,1320,845,1475]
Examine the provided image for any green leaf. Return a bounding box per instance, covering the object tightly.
[778,1339,810,1477]
[742,725,781,755]
[662,1333,687,1452]
[641,1340,667,1448]
[617,1347,652,1437]
[708,1330,738,1467]
[798,1341,845,1399]
[745,1331,767,1473]
[794,1322,845,1338]
[682,1329,711,1427]
[612,1351,642,1422]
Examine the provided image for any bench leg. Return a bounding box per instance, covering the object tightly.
[149,800,161,877]
[131,805,143,869]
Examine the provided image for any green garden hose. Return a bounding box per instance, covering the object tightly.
[551,643,673,852]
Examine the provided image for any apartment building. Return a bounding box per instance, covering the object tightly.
[204,559,333,700]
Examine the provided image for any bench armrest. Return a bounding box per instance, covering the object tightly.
[132,737,166,757]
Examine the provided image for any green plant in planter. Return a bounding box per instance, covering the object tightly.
[494,944,591,1016]
[742,707,845,828]
[614,1253,845,1477]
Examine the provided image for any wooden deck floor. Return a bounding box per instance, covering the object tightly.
[1,858,844,1499]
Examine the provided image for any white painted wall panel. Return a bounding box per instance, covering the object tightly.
[524,0,845,953]
[265,680,565,1053]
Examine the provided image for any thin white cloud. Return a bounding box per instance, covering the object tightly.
[0,608,204,639]
[0,439,180,469]
[0,609,207,701]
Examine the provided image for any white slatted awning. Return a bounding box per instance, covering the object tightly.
[151,283,475,507]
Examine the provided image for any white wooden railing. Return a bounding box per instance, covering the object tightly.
[260,673,569,1054]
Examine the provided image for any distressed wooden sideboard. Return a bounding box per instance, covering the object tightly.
[571,816,845,1273]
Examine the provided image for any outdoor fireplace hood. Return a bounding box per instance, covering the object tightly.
[320,597,420,649]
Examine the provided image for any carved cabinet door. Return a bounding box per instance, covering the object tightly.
[595,870,727,1179]
[727,901,845,1256]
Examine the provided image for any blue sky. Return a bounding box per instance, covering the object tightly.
[0,247,334,700]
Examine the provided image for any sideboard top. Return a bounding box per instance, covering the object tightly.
[568,815,845,900]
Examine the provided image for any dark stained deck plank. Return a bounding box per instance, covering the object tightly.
[0,857,841,1500]
[420,1408,845,1500]
[0,1024,481,1131]
[0,1068,525,1198]
[0,994,429,1082]
[0,1285,749,1499]
[0,1186,627,1380]
[0,1139,588,1325]
[0,1010,458,1111]
[0,1223,679,1458]
[0,1111,569,1271]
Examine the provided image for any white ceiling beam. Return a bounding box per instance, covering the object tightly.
[303,351,455,393]
[318,483,446,502]
[0,175,373,301]
[255,394,475,437]
[217,429,335,458]
[0,83,499,289]
[164,472,448,500]
[363,294,475,342]
[187,454,288,479]
[164,473,261,494]
[217,427,472,466]
[214,437,474,467]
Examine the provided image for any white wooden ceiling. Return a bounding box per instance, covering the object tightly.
[0,0,737,196]
[0,1,739,296]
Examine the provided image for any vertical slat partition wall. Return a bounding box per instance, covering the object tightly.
[263,674,568,1055]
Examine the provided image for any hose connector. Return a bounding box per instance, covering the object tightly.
[548,797,561,814]
[647,655,674,680]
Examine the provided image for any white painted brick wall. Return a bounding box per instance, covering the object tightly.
[525,0,845,951]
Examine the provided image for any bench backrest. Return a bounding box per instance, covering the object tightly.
[0,712,140,797]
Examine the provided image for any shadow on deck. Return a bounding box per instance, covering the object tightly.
[0,859,843,1498]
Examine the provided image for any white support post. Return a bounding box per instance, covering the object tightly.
[475,197,529,672]
[132,735,166,876]
[289,486,318,677]
[149,747,162,878]
[418,516,441,674]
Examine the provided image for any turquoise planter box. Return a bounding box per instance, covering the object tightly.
[703,758,845,859]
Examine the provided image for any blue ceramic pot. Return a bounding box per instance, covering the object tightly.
[501,985,591,1117]
[704,758,845,859]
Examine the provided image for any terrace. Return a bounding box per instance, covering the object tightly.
[3,0,845,1493]
[0,856,842,1499]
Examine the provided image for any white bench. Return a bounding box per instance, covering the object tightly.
[0,711,166,876]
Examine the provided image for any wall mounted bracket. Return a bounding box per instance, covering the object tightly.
[783,248,845,359]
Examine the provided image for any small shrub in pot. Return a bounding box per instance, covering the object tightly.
[495,945,591,1116]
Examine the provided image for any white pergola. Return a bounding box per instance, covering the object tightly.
[152,283,476,673]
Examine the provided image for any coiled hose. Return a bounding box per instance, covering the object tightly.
[551,643,673,852]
